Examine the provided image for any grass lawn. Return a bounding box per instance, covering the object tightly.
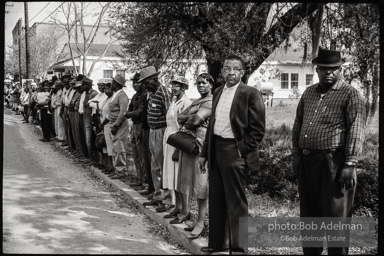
[265,103,298,129]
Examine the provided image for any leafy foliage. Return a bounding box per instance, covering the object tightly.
[108,2,323,87]
[354,159,378,217]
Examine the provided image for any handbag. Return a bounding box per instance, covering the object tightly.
[95,131,106,149]
[166,129,199,156]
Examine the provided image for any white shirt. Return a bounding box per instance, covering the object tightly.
[89,92,108,115]
[78,91,86,114]
[62,87,67,103]
[213,82,240,138]
[65,88,75,106]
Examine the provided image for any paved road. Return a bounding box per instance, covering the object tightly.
[2,107,178,254]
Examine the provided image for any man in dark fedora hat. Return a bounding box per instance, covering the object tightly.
[138,66,173,210]
[292,48,366,255]
[103,74,130,179]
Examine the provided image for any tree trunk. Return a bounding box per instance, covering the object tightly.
[309,6,324,58]
[369,61,379,120]
[87,43,111,77]
[206,59,223,93]
[364,79,371,120]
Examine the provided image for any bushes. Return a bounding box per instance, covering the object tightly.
[354,158,379,216]
[354,130,379,216]
[248,124,298,202]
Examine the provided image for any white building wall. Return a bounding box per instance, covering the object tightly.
[249,63,320,98]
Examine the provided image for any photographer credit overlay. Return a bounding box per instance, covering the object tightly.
[247,217,376,248]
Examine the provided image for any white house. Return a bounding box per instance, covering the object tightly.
[248,47,319,100]
[248,46,352,100]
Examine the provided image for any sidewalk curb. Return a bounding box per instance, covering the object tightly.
[89,166,208,255]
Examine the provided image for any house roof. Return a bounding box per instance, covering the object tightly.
[56,43,124,62]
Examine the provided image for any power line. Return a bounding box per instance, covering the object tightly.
[29,2,52,23]
[37,2,66,24]
[5,2,65,46]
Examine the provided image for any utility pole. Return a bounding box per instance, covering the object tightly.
[24,2,31,79]
[18,19,22,82]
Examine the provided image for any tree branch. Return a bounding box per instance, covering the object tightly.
[255,3,325,69]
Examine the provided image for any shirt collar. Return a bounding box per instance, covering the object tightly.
[224,81,240,91]
[316,79,343,93]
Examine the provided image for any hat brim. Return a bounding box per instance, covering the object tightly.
[171,80,189,88]
[312,58,345,67]
[112,78,127,87]
[137,71,160,83]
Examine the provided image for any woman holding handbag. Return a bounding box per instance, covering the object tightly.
[171,73,213,239]
[161,76,192,214]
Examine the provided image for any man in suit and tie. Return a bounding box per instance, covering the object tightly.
[198,54,266,254]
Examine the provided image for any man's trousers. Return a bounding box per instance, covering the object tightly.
[78,113,88,157]
[296,150,354,255]
[23,105,30,122]
[54,107,66,141]
[149,127,167,202]
[142,129,154,191]
[70,111,81,153]
[208,135,248,253]
[83,108,94,159]
[40,108,53,140]
[64,107,75,149]
[131,123,145,183]
[111,120,129,173]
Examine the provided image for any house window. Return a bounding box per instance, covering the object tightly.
[306,74,313,85]
[116,70,125,78]
[103,70,113,78]
[291,73,298,89]
[281,73,289,89]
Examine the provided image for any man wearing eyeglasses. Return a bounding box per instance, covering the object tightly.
[198,54,266,254]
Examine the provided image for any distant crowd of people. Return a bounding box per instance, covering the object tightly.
[4,49,367,255]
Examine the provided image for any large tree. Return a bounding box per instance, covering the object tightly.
[108,2,324,89]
